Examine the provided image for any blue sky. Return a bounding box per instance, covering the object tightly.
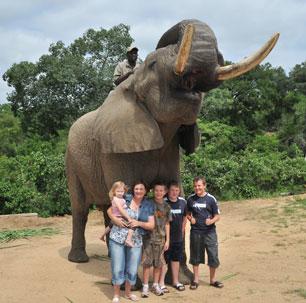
[1,0,305,103]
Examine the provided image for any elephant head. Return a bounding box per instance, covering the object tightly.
[94,19,279,154]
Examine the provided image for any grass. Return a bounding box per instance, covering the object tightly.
[220,272,239,281]
[0,228,59,243]
[257,198,306,228]
[92,254,110,262]
[285,288,306,299]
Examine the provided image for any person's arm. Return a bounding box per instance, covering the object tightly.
[164,221,170,251]
[114,71,134,86]
[206,214,220,226]
[186,198,196,224]
[129,215,155,231]
[205,198,221,225]
[182,215,187,236]
[107,206,128,228]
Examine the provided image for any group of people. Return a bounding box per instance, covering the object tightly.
[101,177,223,303]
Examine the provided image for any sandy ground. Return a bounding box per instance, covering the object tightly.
[1,194,306,303]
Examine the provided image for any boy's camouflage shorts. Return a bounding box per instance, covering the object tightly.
[142,237,166,268]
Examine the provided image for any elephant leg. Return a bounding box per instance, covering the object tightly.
[68,173,90,263]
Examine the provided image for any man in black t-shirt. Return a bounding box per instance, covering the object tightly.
[159,181,187,292]
[187,176,223,289]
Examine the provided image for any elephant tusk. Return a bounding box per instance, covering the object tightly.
[216,33,280,80]
[174,24,195,75]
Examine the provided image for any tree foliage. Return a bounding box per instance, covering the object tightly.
[3,24,133,138]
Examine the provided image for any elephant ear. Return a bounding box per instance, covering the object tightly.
[93,86,164,153]
[177,123,200,155]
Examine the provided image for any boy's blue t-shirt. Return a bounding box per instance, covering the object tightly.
[165,197,187,243]
[187,192,220,233]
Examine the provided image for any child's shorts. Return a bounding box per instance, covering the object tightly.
[142,237,166,268]
[164,241,183,263]
[189,231,220,268]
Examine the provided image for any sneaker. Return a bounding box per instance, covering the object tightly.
[151,284,164,296]
[141,285,149,298]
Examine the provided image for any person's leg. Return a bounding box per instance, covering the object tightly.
[159,264,167,288]
[192,264,200,283]
[109,239,125,299]
[171,261,180,285]
[113,285,120,301]
[151,243,164,295]
[209,266,216,284]
[189,232,204,288]
[141,266,150,297]
[205,231,223,288]
[142,266,150,284]
[153,266,162,284]
[125,246,142,300]
[125,229,134,247]
[100,226,110,241]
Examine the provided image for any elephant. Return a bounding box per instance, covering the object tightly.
[66,19,279,263]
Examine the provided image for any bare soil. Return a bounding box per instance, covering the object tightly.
[1,194,306,303]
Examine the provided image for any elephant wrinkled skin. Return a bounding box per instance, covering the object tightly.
[66,19,279,262]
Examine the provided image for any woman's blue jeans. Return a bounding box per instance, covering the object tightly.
[109,238,142,285]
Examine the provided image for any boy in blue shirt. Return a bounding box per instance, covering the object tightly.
[187,176,223,289]
[159,181,187,292]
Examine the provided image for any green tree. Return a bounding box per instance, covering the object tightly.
[3,24,133,138]
[0,104,23,156]
[217,63,288,131]
[278,92,306,157]
[289,61,306,95]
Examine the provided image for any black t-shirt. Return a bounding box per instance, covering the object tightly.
[165,197,187,243]
[187,193,220,234]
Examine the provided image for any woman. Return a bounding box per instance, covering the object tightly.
[107,181,155,302]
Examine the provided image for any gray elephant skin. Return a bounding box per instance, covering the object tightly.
[66,19,279,262]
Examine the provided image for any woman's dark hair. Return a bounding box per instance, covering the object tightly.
[131,180,149,195]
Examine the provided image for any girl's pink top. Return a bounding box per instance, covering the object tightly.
[111,196,127,217]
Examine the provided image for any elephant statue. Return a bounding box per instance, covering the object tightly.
[66,19,279,263]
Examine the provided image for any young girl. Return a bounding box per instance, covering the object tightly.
[100,181,134,247]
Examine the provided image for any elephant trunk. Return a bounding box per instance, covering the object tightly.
[156,20,279,91]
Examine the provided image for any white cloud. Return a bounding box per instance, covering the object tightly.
[1,0,305,103]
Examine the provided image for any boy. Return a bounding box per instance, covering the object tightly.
[187,176,223,289]
[160,181,187,292]
[141,182,172,297]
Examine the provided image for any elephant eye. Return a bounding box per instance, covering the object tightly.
[148,60,156,70]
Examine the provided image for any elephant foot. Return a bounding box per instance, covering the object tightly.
[68,248,89,263]
[165,264,193,285]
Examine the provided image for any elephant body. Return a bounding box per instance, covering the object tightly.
[66,19,279,262]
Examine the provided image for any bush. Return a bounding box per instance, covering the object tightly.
[0,139,70,217]
[182,122,306,200]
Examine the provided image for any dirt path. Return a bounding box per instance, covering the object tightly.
[1,194,306,303]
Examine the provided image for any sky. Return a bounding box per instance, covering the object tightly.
[1,0,305,103]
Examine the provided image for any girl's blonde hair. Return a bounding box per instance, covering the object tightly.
[109,181,128,200]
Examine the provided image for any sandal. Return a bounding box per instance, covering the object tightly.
[189,281,199,290]
[124,294,139,301]
[160,285,170,293]
[210,281,224,288]
[173,283,185,291]
[112,296,120,303]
